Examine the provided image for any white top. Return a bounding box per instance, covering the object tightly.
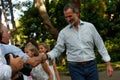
[31,63,49,80]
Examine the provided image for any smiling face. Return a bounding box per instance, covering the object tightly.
[24,44,39,57]
[24,47,34,57]
[64,8,79,26]
[38,45,47,54]
[1,25,10,44]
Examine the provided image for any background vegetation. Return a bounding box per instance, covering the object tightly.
[0,0,120,66]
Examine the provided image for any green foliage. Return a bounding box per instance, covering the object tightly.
[15,0,71,46]
[14,7,53,47]
[47,0,68,31]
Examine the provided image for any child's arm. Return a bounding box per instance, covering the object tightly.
[53,61,61,80]
[42,62,53,80]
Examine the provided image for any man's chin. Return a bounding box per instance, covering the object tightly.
[5,41,9,44]
[68,21,75,26]
[70,22,75,26]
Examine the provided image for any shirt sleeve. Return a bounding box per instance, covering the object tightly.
[0,63,12,80]
[47,31,65,60]
[1,44,29,62]
[91,24,111,62]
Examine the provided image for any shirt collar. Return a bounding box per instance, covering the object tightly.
[69,20,84,28]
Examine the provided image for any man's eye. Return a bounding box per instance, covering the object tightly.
[65,16,72,18]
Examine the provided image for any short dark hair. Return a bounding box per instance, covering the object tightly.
[63,3,79,13]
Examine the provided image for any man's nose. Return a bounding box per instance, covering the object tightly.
[66,17,71,22]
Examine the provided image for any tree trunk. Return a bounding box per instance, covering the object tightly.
[8,0,16,29]
[1,0,10,29]
[35,0,58,39]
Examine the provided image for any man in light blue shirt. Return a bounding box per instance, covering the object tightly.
[0,8,24,80]
[46,3,113,80]
[0,8,25,79]
[0,9,43,79]
[0,21,42,67]
[0,47,24,80]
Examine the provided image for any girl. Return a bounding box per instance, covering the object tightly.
[38,43,61,80]
[24,44,53,80]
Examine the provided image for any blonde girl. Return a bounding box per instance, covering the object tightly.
[38,43,61,80]
[24,44,53,80]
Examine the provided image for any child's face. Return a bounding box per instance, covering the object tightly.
[38,45,47,53]
[24,48,34,57]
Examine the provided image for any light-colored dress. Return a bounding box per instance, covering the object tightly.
[31,63,49,80]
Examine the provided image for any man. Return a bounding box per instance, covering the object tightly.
[0,48,23,80]
[0,9,42,67]
[0,8,23,80]
[0,23,43,67]
[0,8,44,79]
[45,3,113,80]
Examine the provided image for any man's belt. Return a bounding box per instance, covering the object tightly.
[68,60,94,65]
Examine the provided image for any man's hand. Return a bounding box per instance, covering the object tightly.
[26,53,48,67]
[40,53,48,63]
[9,54,23,77]
[106,61,114,77]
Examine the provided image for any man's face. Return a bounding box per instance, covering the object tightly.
[64,8,79,26]
[1,26,10,44]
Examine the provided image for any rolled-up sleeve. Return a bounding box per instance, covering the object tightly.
[91,25,110,62]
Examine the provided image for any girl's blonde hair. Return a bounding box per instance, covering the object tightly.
[38,42,50,52]
[25,44,39,56]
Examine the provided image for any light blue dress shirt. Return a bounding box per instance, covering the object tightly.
[0,43,29,62]
[0,43,29,80]
[48,20,110,62]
